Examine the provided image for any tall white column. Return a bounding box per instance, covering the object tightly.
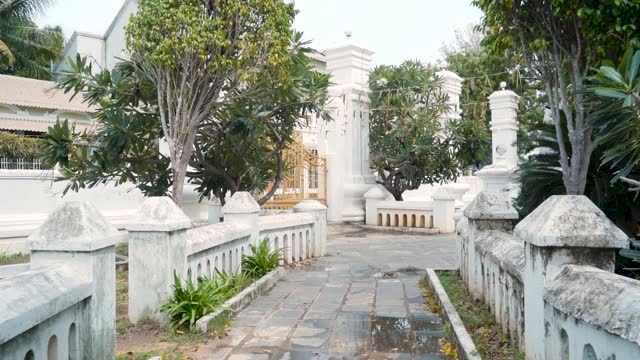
[476,82,520,194]
[322,35,376,222]
[436,68,463,125]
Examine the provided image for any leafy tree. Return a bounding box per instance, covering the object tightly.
[369,60,462,200]
[474,0,640,195]
[443,26,545,154]
[125,0,297,204]
[43,33,329,204]
[0,0,64,79]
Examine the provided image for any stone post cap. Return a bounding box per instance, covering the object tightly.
[463,191,519,220]
[222,192,260,214]
[293,200,327,213]
[127,197,191,232]
[488,89,520,109]
[364,187,387,200]
[431,187,458,201]
[28,202,122,252]
[435,69,463,83]
[514,195,628,248]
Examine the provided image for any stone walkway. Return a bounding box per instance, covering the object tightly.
[209,224,456,359]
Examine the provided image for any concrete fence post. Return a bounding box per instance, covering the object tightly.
[364,187,388,226]
[514,195,628,360]
[293,200,328,257]
[28,202,121,359]
[432,187,458,233]
[127,197,192,325]
[222,192,260,246]
[208,196,222,224]
[462,191,518,300]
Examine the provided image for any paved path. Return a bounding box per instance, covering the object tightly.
[210,224,456,359]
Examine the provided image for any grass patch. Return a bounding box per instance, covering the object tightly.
[0,252,29,266]
[116,242,128,256]
[116,350,185,360]
[116,268,129,322]
[436,272,524,360]
[419,279,456,359]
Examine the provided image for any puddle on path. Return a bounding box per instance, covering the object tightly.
[370,315,444,354]
[328,311,446,358]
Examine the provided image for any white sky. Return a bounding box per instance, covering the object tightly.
[35,0,483,66]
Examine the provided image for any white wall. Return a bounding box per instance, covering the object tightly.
[0,170,207,254]
[104,0,138,70]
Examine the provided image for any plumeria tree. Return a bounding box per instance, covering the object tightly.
[369,60,463,200]
[45,32,329,205]
[125,0,297,204]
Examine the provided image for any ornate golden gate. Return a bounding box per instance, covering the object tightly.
[262,135,327,210]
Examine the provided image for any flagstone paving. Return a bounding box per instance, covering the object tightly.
[210,224,456,359]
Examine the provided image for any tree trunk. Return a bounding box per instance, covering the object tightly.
[393,192,403,201]
[171,160,187,204]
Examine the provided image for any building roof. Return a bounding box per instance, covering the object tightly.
[0,118,95,133]
[0,74,95,113]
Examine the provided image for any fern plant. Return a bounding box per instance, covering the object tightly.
[159,271,225,329]
[203,269,254,300]
[242,239,283,278]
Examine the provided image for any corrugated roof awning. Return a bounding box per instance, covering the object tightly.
[0,118,96,133]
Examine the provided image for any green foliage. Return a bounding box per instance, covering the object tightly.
[241,239,283,278]
[588,49,640,181]
[160,267,257,329]
[44,58,171,196]
[449,118,491,171]
[127,0,295,83]
[45,32,328,203]
[0,0,64,79]
[0,251,29,266]
[443,28,545,155]
[515,124,640,236]
[435,273,525,360]
[474,0,640,66]
[369,60,461,200]
[0,131,43,158]
[474,0,640,195]
[160,271,225,328]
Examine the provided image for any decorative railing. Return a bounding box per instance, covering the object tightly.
[127,193,327,325]
[457,191,640,359]
[0,202,117,359]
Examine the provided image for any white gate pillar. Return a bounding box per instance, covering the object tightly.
[476,82,520,194]
[322,33,376,222]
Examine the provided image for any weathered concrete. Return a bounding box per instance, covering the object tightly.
[545,265,640,347]
[517,195,629,360]
[208,224,457,359]
[2,201,117,359]
[514,195,628,248]
[426,269,481,360]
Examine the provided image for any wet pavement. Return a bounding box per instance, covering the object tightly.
[209,224,456,359]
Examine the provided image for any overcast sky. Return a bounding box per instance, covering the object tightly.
[35,0,483,66]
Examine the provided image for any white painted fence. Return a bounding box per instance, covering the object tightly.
[457,191,640,359]
[127,192,327,324]
[364,185,470,233]
[0,202,117,359]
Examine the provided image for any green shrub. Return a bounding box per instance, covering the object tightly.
[0,131,44,159]
[241,239,283,278]
[203,269,254,300]
[159,271,225,328]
